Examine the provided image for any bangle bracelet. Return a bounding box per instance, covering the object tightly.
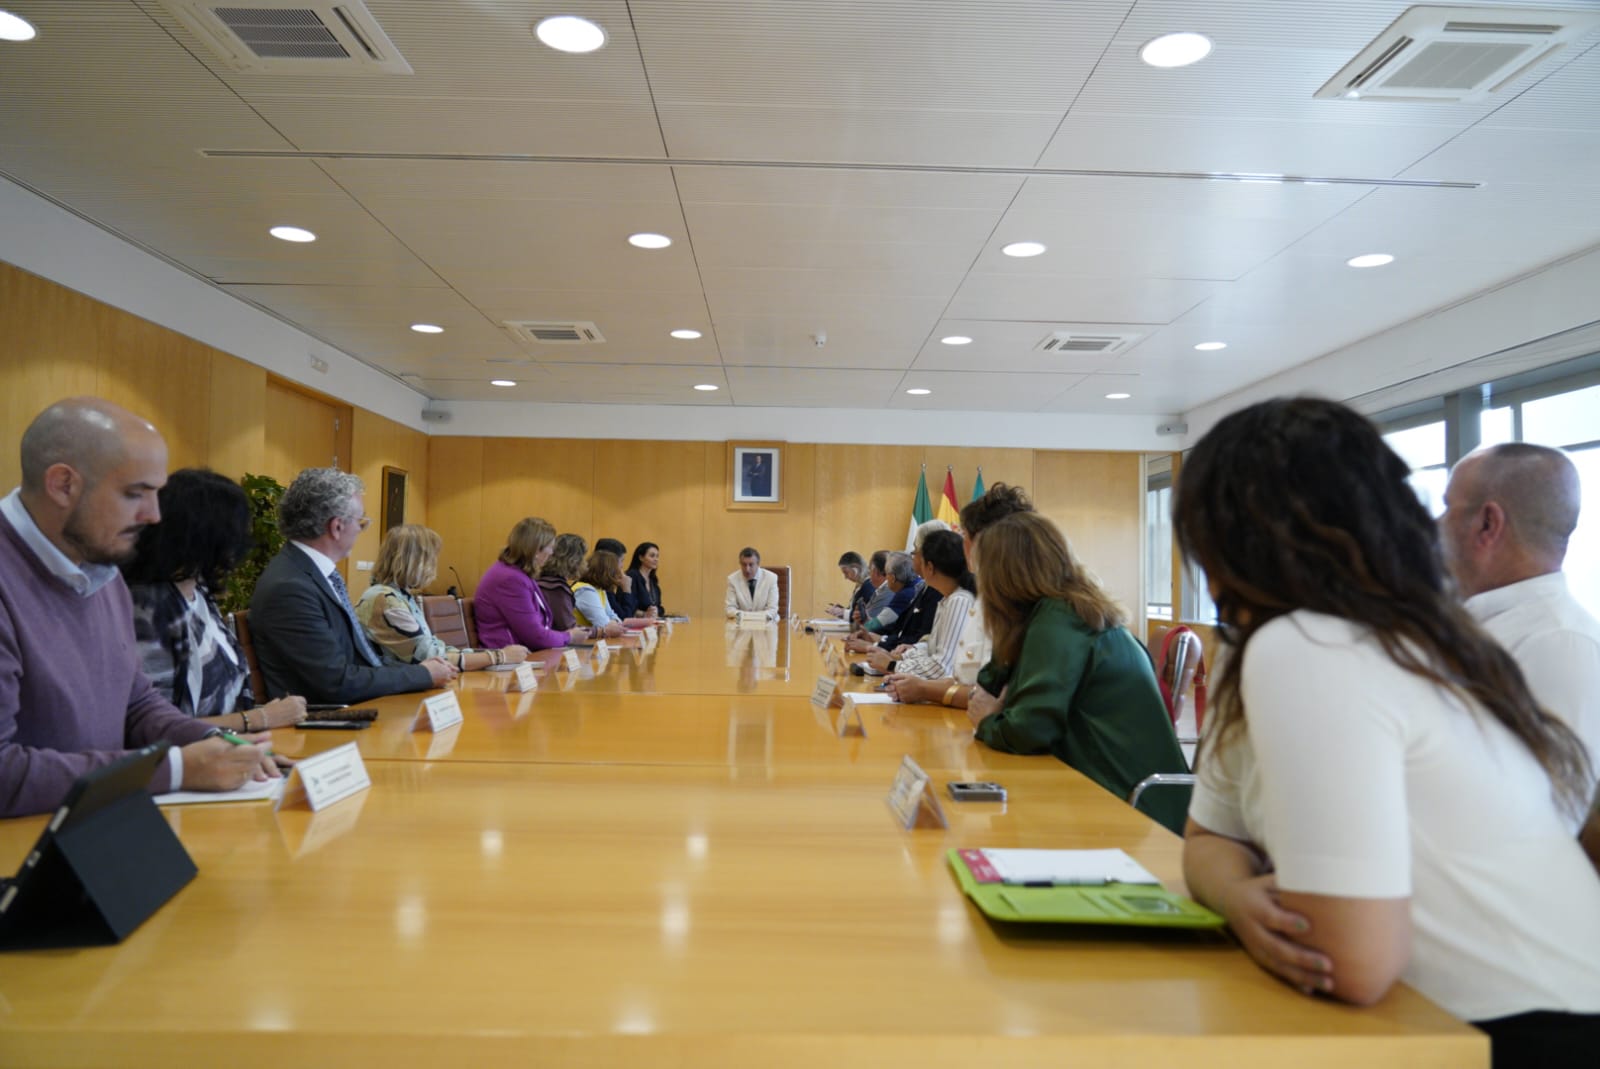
[240,709,253,732]
[942,683,960,707]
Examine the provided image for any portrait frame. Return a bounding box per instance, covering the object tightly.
[728,442,784,511]
[380,466,407,533]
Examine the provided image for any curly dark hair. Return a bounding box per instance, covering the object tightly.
[919,529,976,594]
[1173,397,1591,817]
[121,469,252,593]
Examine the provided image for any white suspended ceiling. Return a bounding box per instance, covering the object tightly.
[1,0,1598,425]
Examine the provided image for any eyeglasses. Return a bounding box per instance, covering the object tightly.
[339,514,371,532]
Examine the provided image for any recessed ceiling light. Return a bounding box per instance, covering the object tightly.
[269,225,316,243]
[0,10,37,41]
[693,383,719,392]
[1105,392,1132,400]
[940,335,973,346]
[1346,253,1395,268]
[670,329,702,340]
[410,323,444,334]
[628,232,672,249]
[1001,241,1047,258]
[1194,341,1227,351]
[1140,32,1212,68]
[490,379,517,387]
[534,15,606,53]
[906,388,932,396]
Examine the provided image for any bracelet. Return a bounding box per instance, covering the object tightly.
[240,709,253,732]
[942,683,961,707]
[492,649,504,666]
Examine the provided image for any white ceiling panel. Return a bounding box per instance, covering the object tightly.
[1035,114,1464,176]
[714,312,933,370]
[723,367,905,408]
[947,274,1218,324]
[1,0,1597,410]
[674,167,1024,211]
[887,371,1086,412]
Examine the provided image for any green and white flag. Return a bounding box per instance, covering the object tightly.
[905,467,932,551]
[971,467,986,503]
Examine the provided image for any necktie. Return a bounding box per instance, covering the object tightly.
[748,578,756,599]
[327,567,383,667]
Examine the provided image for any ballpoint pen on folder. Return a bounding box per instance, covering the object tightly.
[1017,877,1116,888]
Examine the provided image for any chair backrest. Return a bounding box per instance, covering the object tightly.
[1157,625,1208,731]
[421,595,470,649]
[461,596,480,647]
[1126,772,1196,834]
[229,610,268,705]
[768,565,792,618]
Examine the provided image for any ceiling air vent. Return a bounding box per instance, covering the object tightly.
[1034,331,1138,355]
[504,321,607,346]
[1314,5,1599,103]
[160,1,413,74]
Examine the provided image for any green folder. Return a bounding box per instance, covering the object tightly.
[946,850,1225,929]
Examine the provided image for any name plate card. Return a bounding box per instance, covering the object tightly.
[559,649,581,672]
[660,619,673,636]
[412,690,464,733]
[737,610,769,629]
[277,742,372,813]
[885,755,947,830]
[593,641,611,668]
[510,661,539,692]
[640,626,659,651]
[810,675,841,708]
[835,698,867,737]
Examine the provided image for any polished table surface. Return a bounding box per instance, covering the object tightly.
[0,620,1485,1068]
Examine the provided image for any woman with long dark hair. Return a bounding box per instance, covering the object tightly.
[627,541,665,618]
[122,469,307,731]
[1176,397,1600,1063]
[964,510,1187,831]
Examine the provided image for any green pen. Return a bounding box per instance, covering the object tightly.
[216,728,275,758]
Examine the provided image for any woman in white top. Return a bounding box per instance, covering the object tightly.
[869,530,975,679]
[1175,398,1600,1066]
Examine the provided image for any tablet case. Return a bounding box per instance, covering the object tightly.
[0,743,198,950]
[946,850,1225,929]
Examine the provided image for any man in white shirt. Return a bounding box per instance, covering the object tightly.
[724,546,779,620]
[1440,442,1600,804]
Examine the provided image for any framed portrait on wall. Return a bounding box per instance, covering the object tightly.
[380,467,407,532]
[728,442,784,510]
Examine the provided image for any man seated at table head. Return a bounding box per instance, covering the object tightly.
[0,397,277,818]
[725,546,780,620]
[594,537,635,619]
[1440,442,1600,814]
[249,467,456,705]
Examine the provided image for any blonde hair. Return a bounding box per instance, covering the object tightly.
[541,533,588,582]
[372,524,442,591]
[976,511,1125,665]
[500,517,557,576]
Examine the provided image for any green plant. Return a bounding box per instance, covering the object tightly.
[220,472,287,614]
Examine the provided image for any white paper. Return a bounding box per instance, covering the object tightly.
[979,849,1160,886]
[843,691,897,705]
[156,777,286,806]
[807,618,850,631]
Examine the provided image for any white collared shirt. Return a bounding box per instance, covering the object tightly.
[0,488,121,597]
[1466,572,1600,818]
[292,541,342,590]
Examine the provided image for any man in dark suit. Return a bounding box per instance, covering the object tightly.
[742,452,771,498]
[249,468,455,704]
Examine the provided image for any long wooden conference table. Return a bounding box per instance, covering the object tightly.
[0,618,1485,1067]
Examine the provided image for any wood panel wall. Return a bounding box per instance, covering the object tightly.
[2,260,1144,622]
[0,263,427,585]
[428,438,1144,624]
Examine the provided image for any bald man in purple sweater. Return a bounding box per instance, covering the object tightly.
[0,398,278,818]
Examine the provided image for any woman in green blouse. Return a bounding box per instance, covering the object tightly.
[967,511,1188,832]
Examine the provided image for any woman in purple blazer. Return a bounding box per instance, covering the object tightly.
[475,517,593,651]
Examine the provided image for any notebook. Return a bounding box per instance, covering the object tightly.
[947,849,1224,929]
